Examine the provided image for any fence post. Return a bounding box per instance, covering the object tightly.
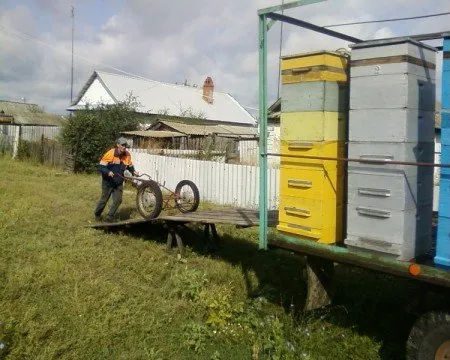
[51,141,55,166]
[12,125,21,158]
[40,134,45,164]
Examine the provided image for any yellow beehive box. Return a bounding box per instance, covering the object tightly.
[278,195,342,229]
[280,140,345,173]
[280,111,346,141]
[281,51,349,84]
[280,166,344,201]
[277,222,343,244]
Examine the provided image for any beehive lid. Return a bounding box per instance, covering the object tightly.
[350,37,437,52]
[281,50,349,60]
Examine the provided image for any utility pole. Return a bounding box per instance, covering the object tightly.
[70,5,75,104]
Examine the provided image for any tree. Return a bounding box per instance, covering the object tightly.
[61,97,140,173]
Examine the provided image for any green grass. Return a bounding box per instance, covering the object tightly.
[0,156,443,359]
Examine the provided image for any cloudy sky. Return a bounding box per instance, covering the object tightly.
[0,0,449,115]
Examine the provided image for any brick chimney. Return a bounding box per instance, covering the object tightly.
[202,77,214,104]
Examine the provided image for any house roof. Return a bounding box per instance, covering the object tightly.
[68,71,256,126]
[0,100,65,126]
[150,120,258,138]
[268,98,280,114]
[268,98,281,122]
[121,130,186,138]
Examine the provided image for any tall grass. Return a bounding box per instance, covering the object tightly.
[0,156,436,359]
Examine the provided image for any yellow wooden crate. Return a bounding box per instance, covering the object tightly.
[278,195,341,229]
[280,111,346,141]
[280,166,344,201]
[280,140,345,173]
[281,51,348,84]
[277,222,343,244]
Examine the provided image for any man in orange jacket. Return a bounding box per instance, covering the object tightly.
[94,137,138,222]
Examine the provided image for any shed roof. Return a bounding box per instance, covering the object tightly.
[0,100,65,126]
[121,130,186,138]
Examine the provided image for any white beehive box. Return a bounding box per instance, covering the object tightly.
[349,109,435,143]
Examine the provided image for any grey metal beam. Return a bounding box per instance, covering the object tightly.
[266,12,364,43]
[258,0,326,15]
[267,19,277,31]
[410,32,450,41]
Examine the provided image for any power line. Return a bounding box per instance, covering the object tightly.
[0,23,262,113]
[324,11,450,28]
[0,23,147,82]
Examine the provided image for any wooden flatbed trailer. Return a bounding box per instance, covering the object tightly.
[256,2,450,358]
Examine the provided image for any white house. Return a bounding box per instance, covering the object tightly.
[68,71,256,127]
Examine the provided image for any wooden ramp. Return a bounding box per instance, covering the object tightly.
[88,208,279,257]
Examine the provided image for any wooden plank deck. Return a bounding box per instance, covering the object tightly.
[160,209,278,226]
[88,208,279,229]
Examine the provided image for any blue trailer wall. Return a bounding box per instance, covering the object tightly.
[436,36,450,267]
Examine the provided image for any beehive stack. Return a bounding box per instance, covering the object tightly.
[276,51,349,244]
[345,38,436,260]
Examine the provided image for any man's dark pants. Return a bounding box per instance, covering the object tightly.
[94,180,123,220]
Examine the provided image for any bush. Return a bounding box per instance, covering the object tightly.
[16,140,34,160]
[61,96,140,173]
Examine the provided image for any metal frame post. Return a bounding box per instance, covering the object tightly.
[258,0,325,15]
[258,0,330,251]
[258,13,268,250]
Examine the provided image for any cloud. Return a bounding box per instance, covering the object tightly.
[0,0,449,114]
[1,4,36,32]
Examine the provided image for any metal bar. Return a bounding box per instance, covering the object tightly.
[410,32,450,41]
[270,236,450,289]
[347,32,450,44]
[267,19,277,31]
[266,13,363,43]
[258,14,268,250]
[266,152,450,168]
[258,0,326,15]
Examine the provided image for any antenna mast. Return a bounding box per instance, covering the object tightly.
[70,6,75,104]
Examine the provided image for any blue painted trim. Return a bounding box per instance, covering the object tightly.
[435,36,450,267]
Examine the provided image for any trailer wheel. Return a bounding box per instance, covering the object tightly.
[174,180,200,213]
[136,180,163,219]
[407,311,450,360]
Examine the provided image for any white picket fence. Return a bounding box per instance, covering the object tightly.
[130,149,280,209]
